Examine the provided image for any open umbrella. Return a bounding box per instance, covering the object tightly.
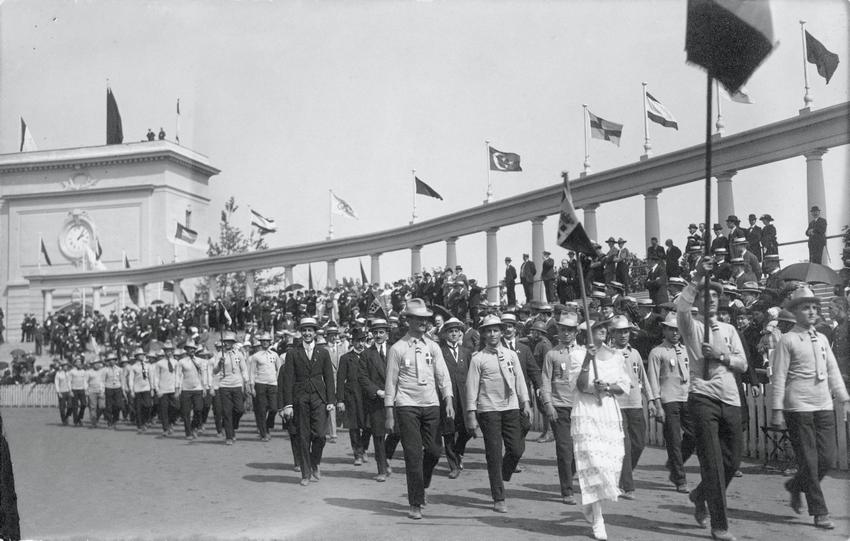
[776,262,840,286]
[283,283,304,292]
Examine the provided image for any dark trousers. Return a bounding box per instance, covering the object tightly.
[443,412,471,473]
[71,389,87,425]
[544,280,555,302]
[506,285,516,307]
[521,281,534,303]
[57,392,73,425]
[477,409,525,502]
[349,426,372,458]
[552,406,575,497]
[689,394,742,532]
[619,407,646,492]
[663,400,696,486]
[295,393,328,478]
[396,406,441,506]
[180,390,204,436]
[207,391,224,434]
[252,383,278,438]
[158,392,180,432]
[219,387,245,440]
[134,391,152,429]
[785,410,836,516]
[808,242,824,264]
[104,388,125,426]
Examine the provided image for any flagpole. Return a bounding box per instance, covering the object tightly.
[641,83,651,158]
[327,189,334,240]
[175,98,181,145]
[410,169,417,224]
[485,140,493,204]
[582,105,590,176]
[702,72,713,381]
[715,80,725,135]
[800,20,813,108]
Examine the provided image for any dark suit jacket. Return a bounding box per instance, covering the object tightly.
[646,245,665,260]
[520,260,536,283]
[357,345,386,407]
[665,245,683,277]
[439,343,472,430]
[644,262,669,304]
[505,264,517,286]
[336,350,365,428]
[504,339,542,396]
[541,257,555,281]
[807,217,827,245]
[280,345,336,407]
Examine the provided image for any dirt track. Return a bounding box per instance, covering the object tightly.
[4,408,848,540]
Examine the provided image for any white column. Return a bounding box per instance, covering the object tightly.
[42,289,54,320]
[137,283,147,307]
[411,245,422,277]
[92,287,102,313]
[716,170,737,228]
[643,189,662,250]
[284,266,294,287]
[173,279,182,305]
[370,254,381,286]
[486,227,499,304]
[531,216,546,302]
[805,149,827,218]
[326,259,337,288]
[582,204,599,242]
[445,237,458,271]
[207,276,219,301]
[245,272,255,299]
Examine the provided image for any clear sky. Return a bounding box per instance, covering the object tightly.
[1,0,847,290]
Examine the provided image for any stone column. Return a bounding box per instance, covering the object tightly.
[42,289,54,320]
[486,227,500,304]
[137,284,147,307]
[326,260,337,288]
[445,237,458,271]
[173,279,183,305]
[582,204,599,242]
[531,216,546,302]
[92,287,102,313]
[716,170,737,228]
[245,272,255,299]
[207,275,219,301]
[284,265,294,287]
[643,189,662,251]
[805,148,827,218]
[411,245,422,277]
[369,253,381,285]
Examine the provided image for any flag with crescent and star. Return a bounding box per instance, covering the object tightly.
[488,147,522,172]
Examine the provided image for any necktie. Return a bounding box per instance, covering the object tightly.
[450,346,458,362]
[508,340,515,351]
[809,330,826,381]
[673,344,688,382]
[167,358,174,373]
[142,365,148,380]
[706,321,721,380]
[379,345,385,363]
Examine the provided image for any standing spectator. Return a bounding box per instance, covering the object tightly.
[770,287,850,531]
[647,237,665,261]
[615,238,631,293]
[541,250,556,303]
[709,224,729,255]
[644,253,669,305]
[146,128,155,141]
[759,214,778,256]
[685,224,700,253]
[725,215,745,244]
[520,254,536,303]
[665,239,683,278]
[745,214,763,262]
[158,127,166,140]
[557,258,577,304]
[805,206,827,264]
[603,238,619,284]
[504,257,517,307]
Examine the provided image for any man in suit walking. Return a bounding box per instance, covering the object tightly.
[806,206,827,264]
[520,254,536,303]
[504,257,518,307]
[358,318,397,482]
[337,328,369,465]
[281,317,337,486]
[438,317,472,479]
[541,250,556,303]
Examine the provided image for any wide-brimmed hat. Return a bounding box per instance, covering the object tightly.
[132,347,146,357]
[726,215,740,224]
[784,286,821,310]
[350,328,369,341]
[660,313,679,328]
[530,320,548,333]
[712,223,723,231]
[442,317,465,331]
[617,237,627,244]
[556,313,579,328]
[105,351,118,361]
[403,298,433,318]
[479,314,503,330]
[605,236,617,244]
[298,317,319,330]
[739,281,761,294]
[183,339,198,350]
[637,298,654,307]
[609,281,625,292]
[579,318,610,331]
[608,315,635,331]
[759,214,773,222]
[222,331,238,342]
[162,340,175,350]
[499,313,518,326]
[777,309,796,324]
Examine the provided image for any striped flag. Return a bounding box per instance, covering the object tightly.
[250,209,277,233]
[174,223,198,244]
[331,192,358,219]
[588,111,623,146]
[645,92,678,130]
[20,118,37,152]
[556,177,595,256]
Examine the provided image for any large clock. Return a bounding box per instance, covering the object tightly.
[58,209,97,263]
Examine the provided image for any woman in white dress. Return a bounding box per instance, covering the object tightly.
[570,319,630,540]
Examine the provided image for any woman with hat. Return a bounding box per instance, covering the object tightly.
[770,287,850,531]
[465,314,533,514]
[571,318,629,540]
[758,214,778,256]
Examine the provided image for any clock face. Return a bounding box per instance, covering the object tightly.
[59,223,93,259]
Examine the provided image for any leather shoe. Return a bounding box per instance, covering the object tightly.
[814,515,835,530]
[710,529,737,541]
[408,505,422,520]
[353,456,363,466]
[620,491,635,500]
[448,469,461,479]
[374,473,387,482]
[311,467,321,481]
[689,491,708,529]
[563,494,577,505]
[493,500,508,513]
[299,478,310,486]
[675,484,689,494]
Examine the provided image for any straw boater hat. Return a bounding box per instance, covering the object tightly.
[500,313,518,326]
[442,317,465,332]
[784,286,820,311]
[298,317,319,330]
[403,298,433,318]
[369,318,390,330]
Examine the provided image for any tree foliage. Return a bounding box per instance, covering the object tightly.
[194,197,284,301]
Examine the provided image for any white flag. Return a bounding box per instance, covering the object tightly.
[331,192,358,220]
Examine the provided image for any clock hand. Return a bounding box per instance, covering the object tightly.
[77,231,85,241]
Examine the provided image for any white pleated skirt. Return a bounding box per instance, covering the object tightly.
[570,392,625,505]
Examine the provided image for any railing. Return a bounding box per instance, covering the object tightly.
[0,384,58,408]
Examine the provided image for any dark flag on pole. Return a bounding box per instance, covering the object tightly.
[40,237,52,266]
[106,87,123,145]
[415,177,443,200]
[359,260,369,285]
[488,147,522,172]
[556,177,596,256]
[685,0,775,94]
[805,30,839,84]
